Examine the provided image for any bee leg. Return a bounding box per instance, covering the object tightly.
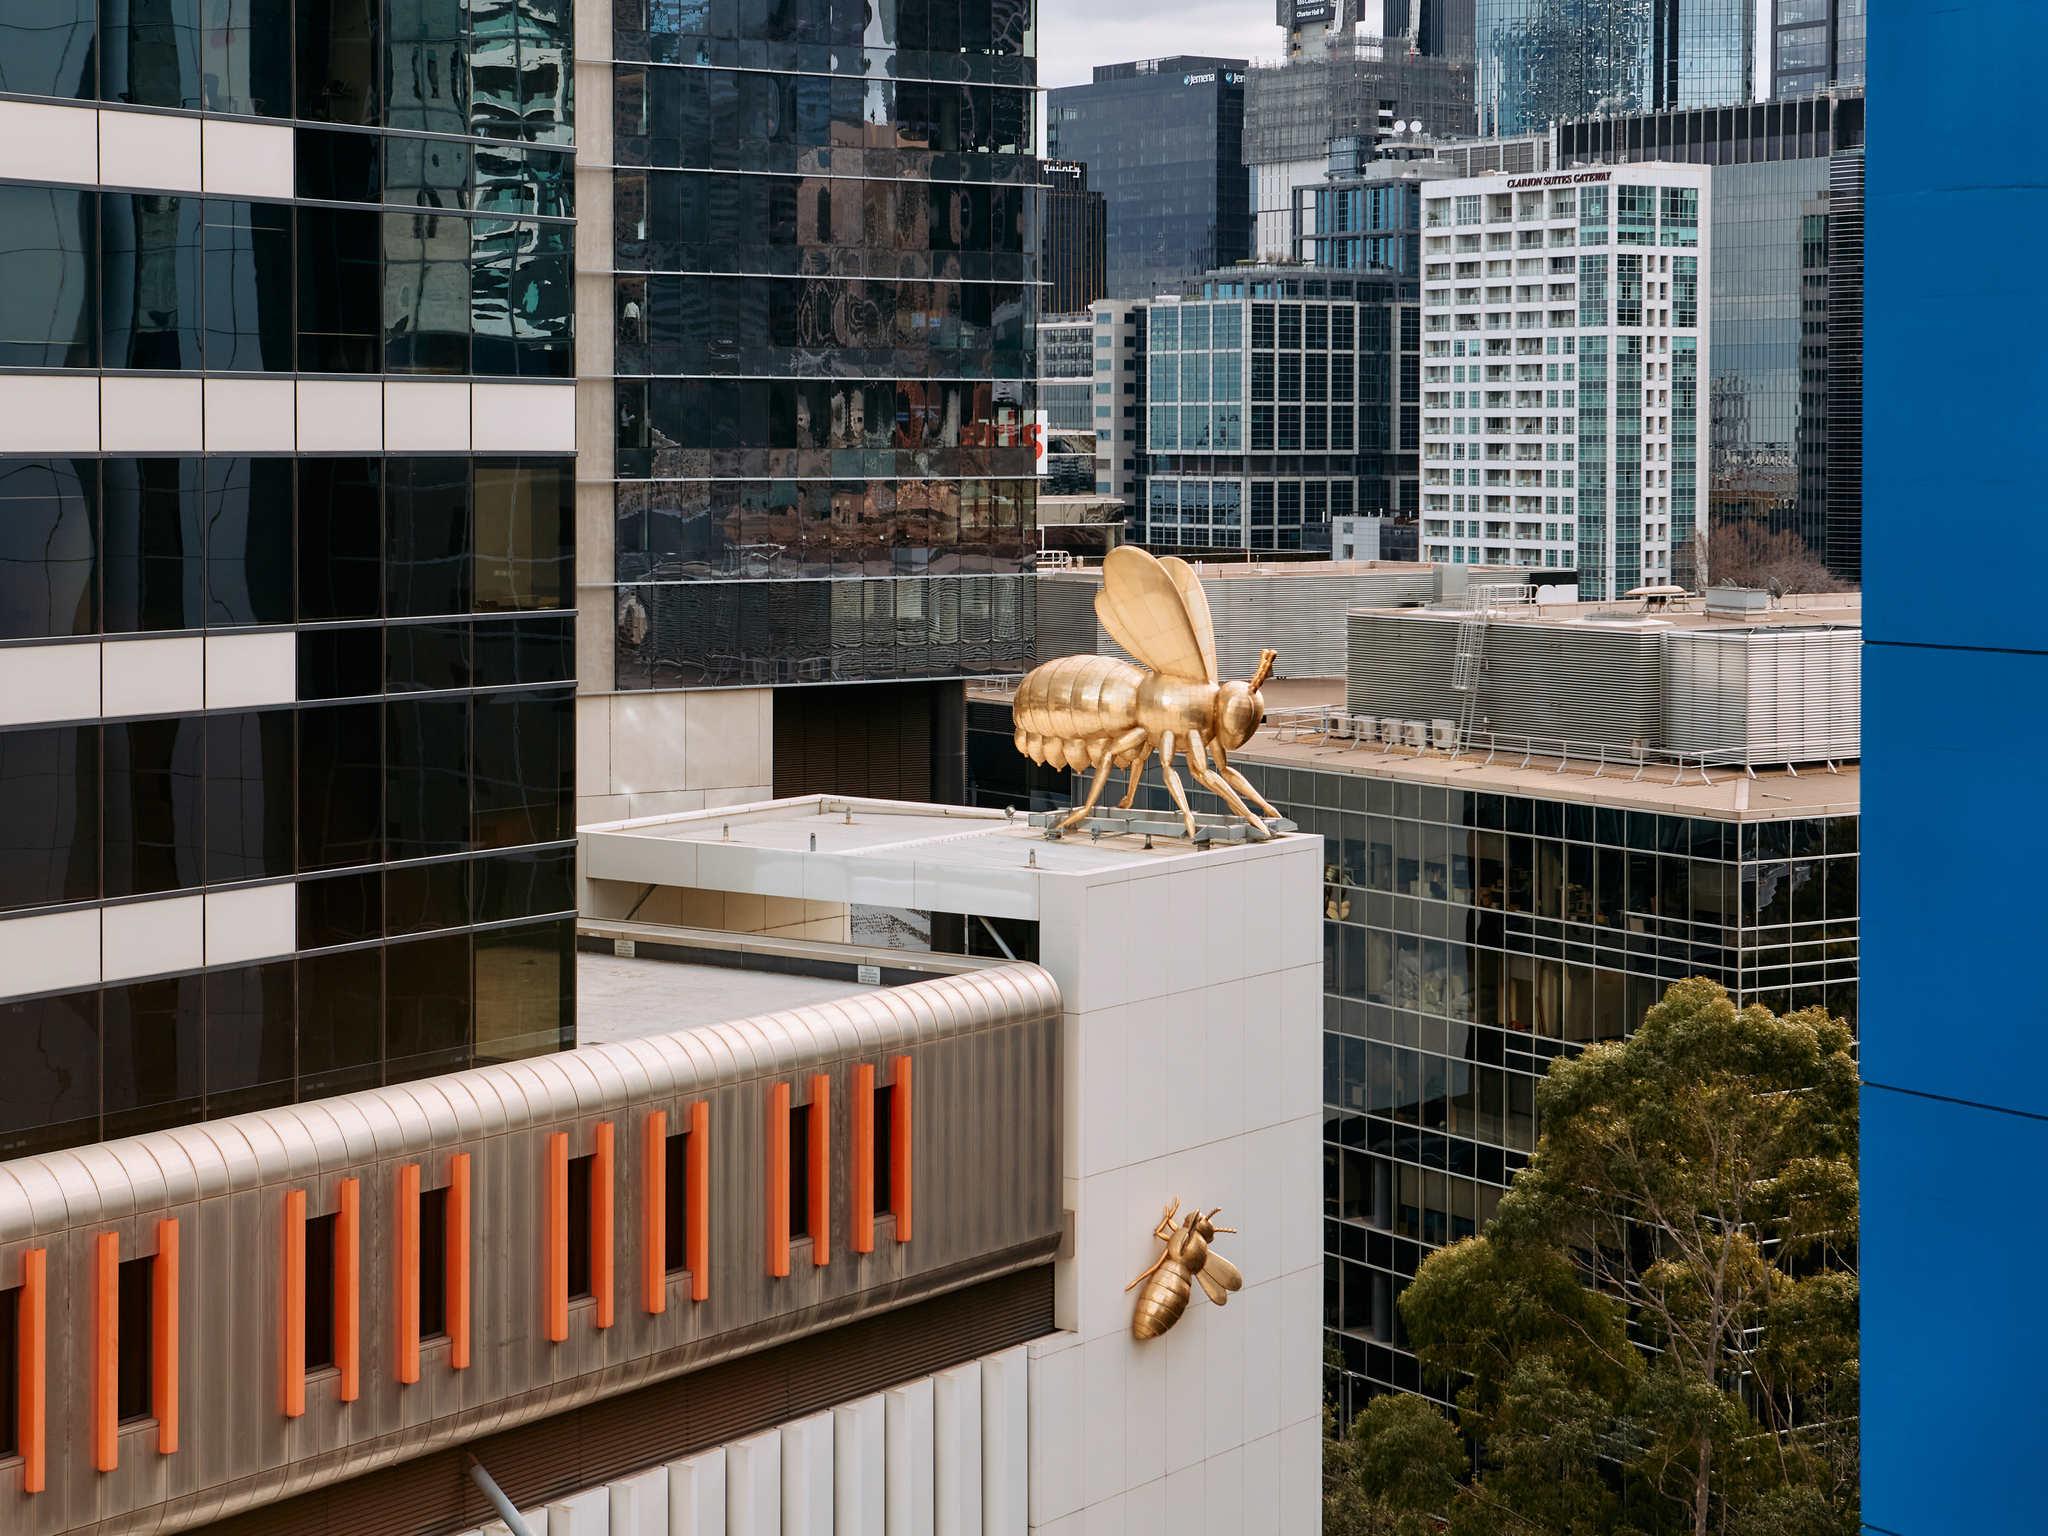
[1054,741,1116,831]
[1187,733,1271,840]
[1156,731,1198,840]
[1213,742,1283,821]
[1116,748,1150,809]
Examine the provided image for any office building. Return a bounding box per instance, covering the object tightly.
[1247,40,1477,262]
[1773,0,1865,97]
[1473,0,1759,136]
[1142,267,1419,552]
[1860,5,2043,1532]
[0,0,580,1160]
[1047,59,1251,302]
[1559,93,1865,580]
[1281,1,1369,61]
[0,790,1326,1531]
[1040,160,1109,316]
[1382,1,1479,56]
[1419,164,1712,593]
[1090,297,1149,513]
[1039,314,1098,498]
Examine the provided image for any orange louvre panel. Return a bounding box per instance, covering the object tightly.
[393,1166,419,1385]
[593,1121,616,1329]
[892,1055,914,1243]
[281,1190,306,1418]
[809,1075,831,1266]
[20,1247,45,1494]
[766,1081,791,1278]
[336,1179,361,1402]
[92,1230,117,1472]
[448,1153,472,1370]
[154,1218,180,1454]
[642,1110,668,1316]
[687,1100,710,1302]
[851,1063,876,1254]
[545,1132,569,1342]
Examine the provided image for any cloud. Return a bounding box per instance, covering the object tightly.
[1037,0,1283,89]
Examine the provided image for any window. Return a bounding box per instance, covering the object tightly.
[204,961,295,1117]
[204,458,295,626]
[663,1124,690,1272]
[872,1083,895,1216]
[102,459,204,633]
[566,1153,594,1299]
[297,0,381,124]
[0,726,99,914]
[0,1282,16,1456]
[202,200,294,371]
[104,719,206,899]
[386,932,471,1082]
[419,1184,450,1338]
[304,1212,338,1372]
[0,185,98,368]
[387,457,471,617]
[102,195,203,370]
[474,460,573,611]
[0,990,99,1158]
[296,205,381,371]
[788,1099,811,1241]
[113,1252,157,1424]
[383,211,471,373]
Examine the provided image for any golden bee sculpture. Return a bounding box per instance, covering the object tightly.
[1125,1198,1243,1341]
[1012,546,1282,839]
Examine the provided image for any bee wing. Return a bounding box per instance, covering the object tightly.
[1194,1266,1234,1306]
[1094,547,1217,683]
[1200,1252,1244,1296]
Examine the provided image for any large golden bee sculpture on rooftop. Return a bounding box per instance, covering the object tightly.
[1012,546,1281,839]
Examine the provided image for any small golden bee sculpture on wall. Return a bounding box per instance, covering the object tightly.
[1125,1198,1243,1341]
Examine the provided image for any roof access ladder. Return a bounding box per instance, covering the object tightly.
[1450,583,1533,748]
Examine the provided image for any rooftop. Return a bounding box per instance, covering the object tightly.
[1233,682,1857,821]
[574,950,878,1048]
[1373,590,1862,633]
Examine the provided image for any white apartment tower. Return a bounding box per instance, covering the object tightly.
[1418,164,1711,596]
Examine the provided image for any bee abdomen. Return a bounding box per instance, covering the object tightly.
[1013,654,1145,741]
[1131,1265,1191,1340]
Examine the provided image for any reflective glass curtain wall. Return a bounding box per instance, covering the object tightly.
[1474,0,1757,135]
[609,0,1042,690]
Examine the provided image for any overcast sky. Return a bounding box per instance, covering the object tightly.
[1036,0,1283,90]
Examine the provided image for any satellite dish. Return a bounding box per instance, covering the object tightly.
[1409,119,1424,134]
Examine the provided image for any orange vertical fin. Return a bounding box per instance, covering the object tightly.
[892,1055,914,1243]
[336,1178,361,1401]
[20,1247,45,1494]
[393,1165,419,1384]
[643,1110,668,1315]
[448,1153,472,1370]
[545,1132,569,1342]
[809,1074,831,1266]
[767,1082,791,1278]
[92,1230,117,1472]
[154,1218,180,1453]
[687,1100,710,1302]
[851,1064,876,1254]
[593,1121,616,1329]
[281,1189,306,1418]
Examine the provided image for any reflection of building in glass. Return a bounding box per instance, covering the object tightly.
[596,1,1041,805]
[1774,0,1864,97]
[0,1,580,1155]
[1039,315,1099,497]
[1474,0,1758,136]
[1048,58,1252,301]
[1140,267,1417,552]
[1558,93,1865,580]
[1421,164,1712,594]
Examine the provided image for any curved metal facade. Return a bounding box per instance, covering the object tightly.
[0,965,1062,1536]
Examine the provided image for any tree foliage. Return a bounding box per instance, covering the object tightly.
[1325,980,1859,1536]
[1704,524,1847,597]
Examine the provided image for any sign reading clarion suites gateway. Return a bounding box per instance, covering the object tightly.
[1505,170,1614,189]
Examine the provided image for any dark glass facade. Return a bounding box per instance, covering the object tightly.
[1558,93,1866,580]
[608,0,1042,691]
[0,0,578,1159]
[1047,58,1251,302]
[1474,0,1757,135]
[1774,0,1863,98]
[1040,161,1108,316]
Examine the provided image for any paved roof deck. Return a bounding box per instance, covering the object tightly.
[1364,592,1862,631]
[575,951,878,1048]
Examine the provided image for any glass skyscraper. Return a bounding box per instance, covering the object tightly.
[1047,58,1252,301]
[1775,0,1865,97]
[0,0,580,1159]
[604,1,1041,706]
[1474,0,1758,135]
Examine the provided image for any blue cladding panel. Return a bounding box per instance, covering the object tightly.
[1864,5,2048,1534]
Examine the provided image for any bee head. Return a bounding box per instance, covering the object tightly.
[1217,650,1275,749]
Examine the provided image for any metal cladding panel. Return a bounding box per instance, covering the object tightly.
[1662,628,1861,765]
[0,966,1062,1536]
[1041,567,1438,679]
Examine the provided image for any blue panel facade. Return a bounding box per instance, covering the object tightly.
[1863,5,2048,1533]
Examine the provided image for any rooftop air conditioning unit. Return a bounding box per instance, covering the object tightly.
[1378,718,1404,746]
[1402,720,1429,749]
[1350,715,1378,744]
[1431,719,1458,752]
[1325,712,1354,740]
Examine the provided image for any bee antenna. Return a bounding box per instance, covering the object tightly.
[1246,649,1276,692]
[1211,1225,1237,1236]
